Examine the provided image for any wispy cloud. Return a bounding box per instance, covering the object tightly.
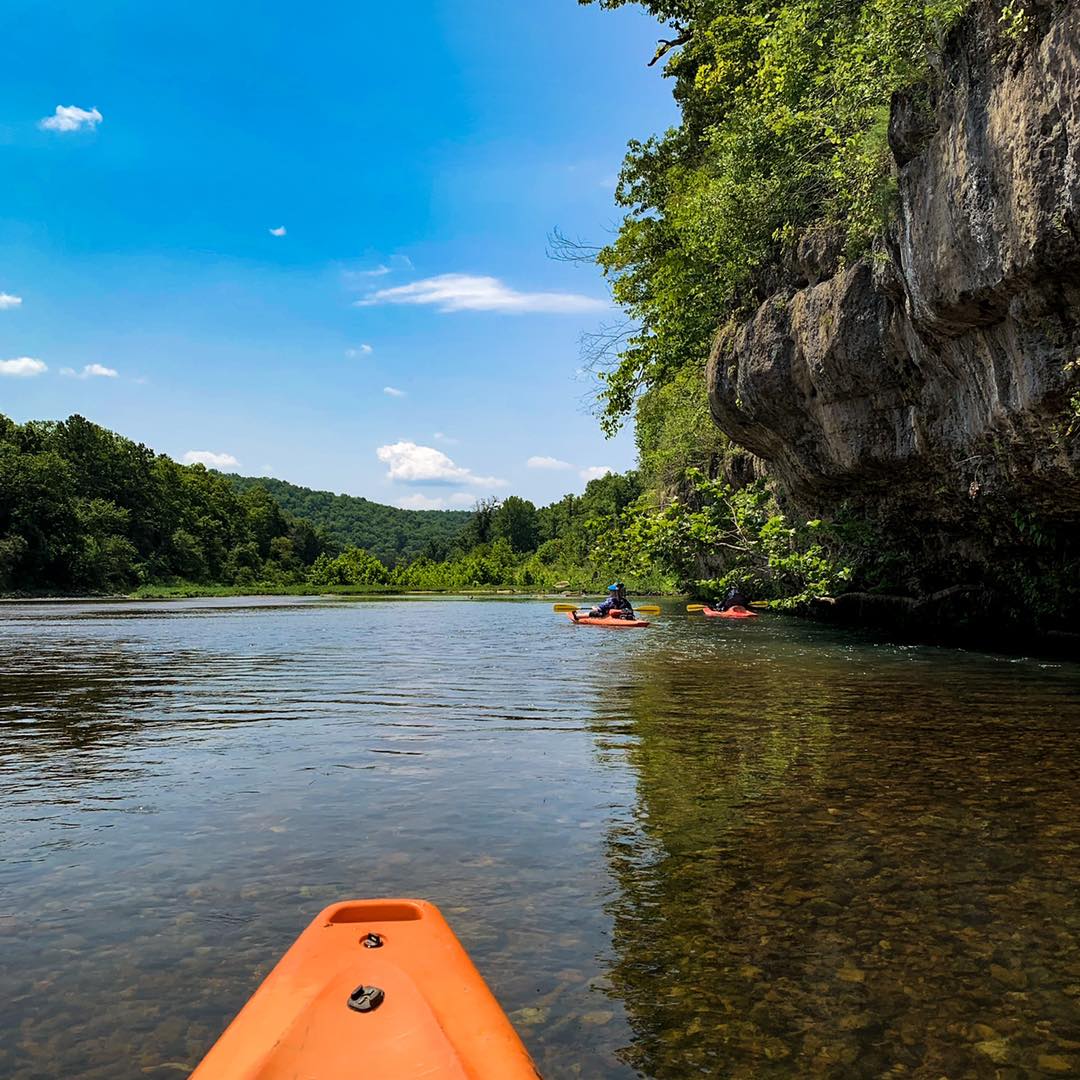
[396,492,477,511]
[0,357,46,377]
[60,363,119,379]
[432,432,458,445]
[376,441,505,487]
[345,344,373,358]
[580,465,613,482]
[0,293,22,310]
[527,455,574,470]
[40,105,102,133]
[268,225,287,237]
[183,450,239,469]
[383,386,406,398]
[357,273,608,314]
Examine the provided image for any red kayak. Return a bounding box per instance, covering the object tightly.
[569,612,649,628]
[702,605,758,619]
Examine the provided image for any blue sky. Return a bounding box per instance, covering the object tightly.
[0,0,675,509]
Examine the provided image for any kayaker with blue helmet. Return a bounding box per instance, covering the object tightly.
[588,582,635,619]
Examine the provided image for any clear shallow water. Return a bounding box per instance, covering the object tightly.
[1,597,1079,1078]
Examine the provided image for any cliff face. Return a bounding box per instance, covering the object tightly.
[707,0,1080,613]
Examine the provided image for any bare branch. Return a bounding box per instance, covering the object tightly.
[546,226,603,264]
[578,319,636,373]
[648,27,692,67]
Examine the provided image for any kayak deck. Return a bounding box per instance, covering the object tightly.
[702,605,758,619]
[568,612,649,628]
[191,899,538,1080]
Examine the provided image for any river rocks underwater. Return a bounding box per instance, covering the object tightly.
[1,597,1079,1078]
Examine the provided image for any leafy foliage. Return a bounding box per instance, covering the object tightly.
[0,414,336,592]
[582,0,967,429]
[593,470,851,604]
[634,361,731,497]
[0,415,676,596]
[225,474,471,565]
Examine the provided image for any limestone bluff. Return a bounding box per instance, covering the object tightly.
[708,0,1080,631]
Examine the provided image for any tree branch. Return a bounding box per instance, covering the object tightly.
[648,28,692,67]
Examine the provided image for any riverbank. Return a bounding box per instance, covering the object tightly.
[0,582,628,602]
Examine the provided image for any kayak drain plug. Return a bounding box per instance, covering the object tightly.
[348,985,385,1013]
[362,932,383,949]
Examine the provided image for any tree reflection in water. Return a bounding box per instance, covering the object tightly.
[597,633,1080,1077]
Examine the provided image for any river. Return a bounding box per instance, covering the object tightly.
[2,597,1079,1078]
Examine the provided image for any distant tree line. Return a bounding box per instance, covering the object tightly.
[0,413,665,595]
[305,472,663,592]
[225,474,471,565]
[1,414,858,603]
[0,414,337,592]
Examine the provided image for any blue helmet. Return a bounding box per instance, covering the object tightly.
[607,582,625,592]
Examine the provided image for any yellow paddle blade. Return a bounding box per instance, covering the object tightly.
[552,603,582,612]
[635,605,661,614]
[686,604,705,612]
[749,601,770,609]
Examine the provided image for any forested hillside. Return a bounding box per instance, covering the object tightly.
[226,475,469,565]
[0,413,669,596]
[0,414,336,592]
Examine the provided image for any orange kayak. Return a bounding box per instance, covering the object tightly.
[190,899,538,1080]
[568,612,649,628]
[702,605,758,619]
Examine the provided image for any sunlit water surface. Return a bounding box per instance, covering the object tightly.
[2,597,1079,1078]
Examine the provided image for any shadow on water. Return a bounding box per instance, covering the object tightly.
[595,620,1080,1077]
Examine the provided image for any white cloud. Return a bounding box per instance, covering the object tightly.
[0,293,22,310]
[40,105,102,133]
[0,357,46,377]
[527,455,574,470]
[383,386,406,397]
[357,273,608,314]
[183,450,240,469]
[580,465,613,482]
[269,226,287,237]
[432,431,458,445]
[345,344,373,358]
[376,441,505,487]
[61,362,118,379]
[396,492,477,511]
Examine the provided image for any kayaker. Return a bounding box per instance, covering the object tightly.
[714,584,751,611]
[588,582,635,619]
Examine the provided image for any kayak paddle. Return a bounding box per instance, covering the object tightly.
[553,602,661,614]
[687,601,770,612]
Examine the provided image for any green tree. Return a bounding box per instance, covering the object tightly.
[491,496,540,553]
[581,0,966,430]
[458,496,501,550]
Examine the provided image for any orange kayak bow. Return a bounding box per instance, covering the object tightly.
[191,899,539,1080]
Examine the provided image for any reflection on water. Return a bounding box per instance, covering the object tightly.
[1,598,1079,1077]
